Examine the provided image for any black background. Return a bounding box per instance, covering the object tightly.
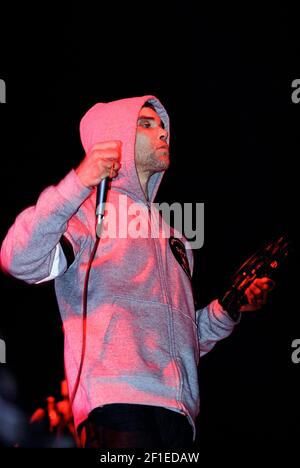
[0,0,299,452]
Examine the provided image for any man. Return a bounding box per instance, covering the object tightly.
[0,96,273,448]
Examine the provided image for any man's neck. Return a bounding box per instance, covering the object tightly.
[137,171,150,201]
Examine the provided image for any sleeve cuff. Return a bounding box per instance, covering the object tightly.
[213,299,241,325]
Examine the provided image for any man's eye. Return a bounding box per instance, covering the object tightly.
[140,121,151,128]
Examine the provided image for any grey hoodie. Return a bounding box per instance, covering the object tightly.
[0,95,236,437]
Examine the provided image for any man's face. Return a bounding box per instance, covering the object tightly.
[135,106,169,176]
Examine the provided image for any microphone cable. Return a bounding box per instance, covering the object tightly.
[70,168,114,408]
[69,235,100,407]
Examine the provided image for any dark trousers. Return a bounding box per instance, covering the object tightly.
[80,404,194,449]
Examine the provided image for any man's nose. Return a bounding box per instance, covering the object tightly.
[159,128,168,141]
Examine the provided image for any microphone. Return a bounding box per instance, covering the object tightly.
[95,177,109,238]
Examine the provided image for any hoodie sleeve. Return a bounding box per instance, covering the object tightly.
[0,170,92,284]
[196,299,239,357]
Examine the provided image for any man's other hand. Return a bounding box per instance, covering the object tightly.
[239,277,275,312]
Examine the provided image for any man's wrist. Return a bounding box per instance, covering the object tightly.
[218,299,241,323]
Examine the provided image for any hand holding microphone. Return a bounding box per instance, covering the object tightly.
[75,140,122,237]
[75,140,122,189]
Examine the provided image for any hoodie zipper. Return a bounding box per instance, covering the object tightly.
[114,189,184,411]
[146,202,184,412]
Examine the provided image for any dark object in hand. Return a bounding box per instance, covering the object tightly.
[219,234,291,322]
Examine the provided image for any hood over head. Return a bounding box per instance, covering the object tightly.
[79,95,170,203]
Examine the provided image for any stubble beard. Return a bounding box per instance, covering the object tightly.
[149,149,170,173]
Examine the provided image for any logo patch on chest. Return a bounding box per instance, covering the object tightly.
[169,236,192,281]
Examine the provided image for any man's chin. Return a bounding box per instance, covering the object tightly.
[159,155,170,169]
[158,161,170,171]
[150,155,170,172]
[152,162,169,174]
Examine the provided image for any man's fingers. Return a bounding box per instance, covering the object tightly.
[247,284,262,295]
[239,277,275,313]
[254,277,275,290]
[76,141,122,188]
[101,161,121,172]
[101,161,121,179]
[91,140,122,151]
[91,149,121,162]
[245,289,258,305]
